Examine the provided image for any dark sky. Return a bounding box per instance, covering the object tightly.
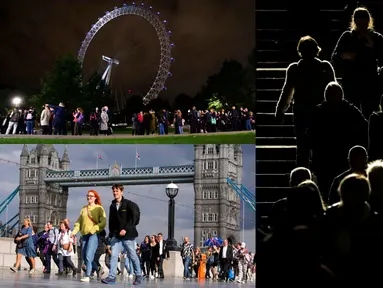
[0,0,255,102]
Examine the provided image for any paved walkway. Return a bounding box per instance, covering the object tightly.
[0,268,255,287]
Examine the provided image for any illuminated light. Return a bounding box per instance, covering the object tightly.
[141,2,144,6]
[168,30,172,34]
[149,6,153,9]
[168,72,173,76]
[157,12,160,15]
[164,20,167,23]
[128,89,132,93]
[171,43,175,47]
[132,2,136,5]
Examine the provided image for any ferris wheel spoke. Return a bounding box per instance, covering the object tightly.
[77,4,173,106]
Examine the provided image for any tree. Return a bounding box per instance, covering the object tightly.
[33,54,83,116]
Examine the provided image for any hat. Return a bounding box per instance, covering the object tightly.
[241,242,246,248]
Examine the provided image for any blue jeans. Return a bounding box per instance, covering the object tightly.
[26,121,34,134]
[245,119,252,130]
[183,256,192,278]
[179,126,184,134]
[124,256,134,274]
[82,233,99,277]
[109,237,141,279]
[159,123,165,135]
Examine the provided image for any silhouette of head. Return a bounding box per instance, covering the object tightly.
[351,7,374,32]
[348,145,368,171]
[338,173,370,209]
[289,167,312,187]
[297,36,321,59]
[324,81,344,105]
[287,180,325,216]
[367,160,383,206]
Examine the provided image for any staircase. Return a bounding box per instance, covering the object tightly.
[255,4,347,229]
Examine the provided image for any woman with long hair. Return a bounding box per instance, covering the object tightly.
[73,107,84,136]
[57,220,77,276]
[149,235,159,279]
[332,7,383,119]
[70,189,106,282]
[140,235,151,277]
[10,218,36,273]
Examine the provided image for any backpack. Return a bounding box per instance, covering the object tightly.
[127,200,140,226]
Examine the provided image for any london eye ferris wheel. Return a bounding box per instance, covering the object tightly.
[77,2,174,107]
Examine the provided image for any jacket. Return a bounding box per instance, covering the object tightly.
[109,197,140,240]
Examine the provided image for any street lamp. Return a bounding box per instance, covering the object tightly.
[165,182,179,251]
[12,97,22,107]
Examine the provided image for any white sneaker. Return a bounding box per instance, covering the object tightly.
[150,275,154,279]
[29,269,36,274]
[129,274,133,279]
[155,272,158,278]
[80,277,90,282]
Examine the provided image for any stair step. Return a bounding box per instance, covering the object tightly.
[256,39,296,51]
[256,1,349,10]
[256,88,281,101]
[257,61,291,69]
[257,49,297,63]
[256,68,287,79]
[256,160,296,174]
[256,173,289,187]
[257,9,344,30]
[257,77,286,90]
[257,136,296,146]
[256,145,296,161]
[256,28,342,43]
[257,124,295,138]
[257,186,290,202]
[257,112,293,125]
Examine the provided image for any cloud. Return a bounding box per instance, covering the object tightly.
[0,144,255,252]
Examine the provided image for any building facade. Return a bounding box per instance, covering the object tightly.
[19,144,69,231]
[194,144,242,247]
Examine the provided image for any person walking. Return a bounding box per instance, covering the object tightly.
[102,184,142,285]
[70,190,106,282]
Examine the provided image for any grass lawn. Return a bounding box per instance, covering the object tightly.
[0,132,255,144]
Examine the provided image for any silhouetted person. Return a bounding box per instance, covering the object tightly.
[258,182,334,288]
[328,145,368,205]
[331,7,383,119]
[268,167,312,230]
[309,81,368,201]
[275,36,336,167]
[368,104,383,161]
[322,174,377,287]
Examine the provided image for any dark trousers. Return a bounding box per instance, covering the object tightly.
[142,258,150,276]
[90,121,99,135]
[220,258,230,280]
[58,254,76,273]
[150,258,157,275]
[293,111,311,168]
[39,250,46,267]
[158,255,164,277]
[193,263,200,278]
[42,125,49,135]
[46,246,59,272]
[190,120,198,133]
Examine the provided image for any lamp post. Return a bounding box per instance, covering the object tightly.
[12,97,22,107]
[166,182,179,251]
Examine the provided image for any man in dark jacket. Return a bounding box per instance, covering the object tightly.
[102,184,142,285]
[219,239,233,282]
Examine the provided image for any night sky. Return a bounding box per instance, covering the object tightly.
[0,0,255,103]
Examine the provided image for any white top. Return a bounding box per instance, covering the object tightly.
[58,230,74,256]
[222,246,227,258]
[159,240,163,255]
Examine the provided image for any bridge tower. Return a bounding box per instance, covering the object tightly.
[19,145,70,231]
[194,144,243,247]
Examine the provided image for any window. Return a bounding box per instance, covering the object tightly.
[208,147,214,154]
[28,169,37,178]
[203,191,207,199]
[202,230,206,236]
[202,213,208,222]
[213,230,217,236]
[32,215,38,223]
[30,157,36,165]
[208,161,213,170]
[25,197,29,204]
[214,191,218,199]
[214,213,218,222]
[209,191,212,199]
[34,196,38,203]
[208,213,213,222]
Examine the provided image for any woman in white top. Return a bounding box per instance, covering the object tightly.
[56,220,77,276]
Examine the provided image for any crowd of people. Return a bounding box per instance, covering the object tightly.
[0,103,255,136]
[259,6,383,287]
[10,183,255,285]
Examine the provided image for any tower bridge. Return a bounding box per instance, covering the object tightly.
[6,144,251,247]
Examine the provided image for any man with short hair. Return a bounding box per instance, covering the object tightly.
[156,232,169,278]
[44,221,60,274]
[102,184,142,285]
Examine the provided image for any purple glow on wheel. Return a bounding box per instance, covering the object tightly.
[168,30,172,34]
[168,72,173,76]
[157,12,160,15]
[170,57,174,61]
[132,2,136,5]
[164,20,167,23]
[141,2,144,6]
[149,6,152,9]
[171,43,174,47]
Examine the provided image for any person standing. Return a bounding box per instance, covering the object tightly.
[71,190,106,282]
[219,239,233,282]
[156,232,169,278]
[102,184,142,285]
